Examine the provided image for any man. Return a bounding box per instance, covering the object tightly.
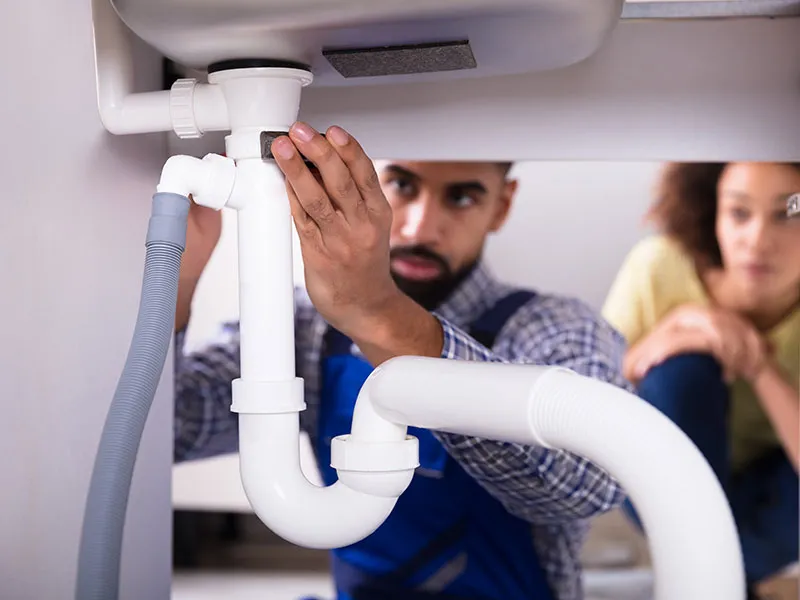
[174,122,632,600]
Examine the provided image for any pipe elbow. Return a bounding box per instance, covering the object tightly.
[238,413,411,549]
[157,155,203,197]
[156,154,236,208]
[96,107,124,136]
[96,91,174,135]
[329,374,419,498]
[239,448,398,549]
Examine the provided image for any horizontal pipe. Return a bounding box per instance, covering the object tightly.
[192,84,230,133]
[91,0,230,136]
[361,356,558,444]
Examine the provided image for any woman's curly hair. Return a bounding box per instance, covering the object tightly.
[646,162,800,269]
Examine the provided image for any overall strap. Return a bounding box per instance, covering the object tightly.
[468,290,537,349]
[332,521,475,599]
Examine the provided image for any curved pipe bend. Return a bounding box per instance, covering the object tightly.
[156,154,236,208]
[92,0,230,135]
[237,412,409,549]
[362,356,747,600]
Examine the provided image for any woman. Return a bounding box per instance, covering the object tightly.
[602,162,800,594]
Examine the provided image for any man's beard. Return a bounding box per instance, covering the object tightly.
[390,246,477,311]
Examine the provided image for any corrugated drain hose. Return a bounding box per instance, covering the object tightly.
[76,192,190,600]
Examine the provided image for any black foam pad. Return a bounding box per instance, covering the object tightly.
[323,40,476,79]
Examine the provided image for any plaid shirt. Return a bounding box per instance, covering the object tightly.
[174,263,633,600]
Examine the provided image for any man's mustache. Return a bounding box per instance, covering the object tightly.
[390,246,451,277]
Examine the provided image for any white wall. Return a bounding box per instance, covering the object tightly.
[486,161,661,310]
[0,3,171,599]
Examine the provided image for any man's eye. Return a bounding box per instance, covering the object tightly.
[389,178,415,195]
[449,194,476,208]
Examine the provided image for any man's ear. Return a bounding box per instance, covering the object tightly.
[489,178,517,233]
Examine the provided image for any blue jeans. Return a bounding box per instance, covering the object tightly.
[624,353,799,584]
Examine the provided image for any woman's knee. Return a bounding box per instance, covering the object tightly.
[639,353,727,401]
[637,353,731,477]
[637,353,730,426]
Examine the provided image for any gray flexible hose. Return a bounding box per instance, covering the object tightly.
[76,192,190,600]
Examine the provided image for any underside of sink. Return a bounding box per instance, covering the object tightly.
[110,0,625,87]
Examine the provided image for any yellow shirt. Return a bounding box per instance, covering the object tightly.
[602,234,800,472]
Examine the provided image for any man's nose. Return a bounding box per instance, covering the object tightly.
[399,198,443,245]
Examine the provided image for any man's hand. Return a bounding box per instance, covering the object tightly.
[271,122,443,363]
[176,200,223,331]
[271,122,398,332]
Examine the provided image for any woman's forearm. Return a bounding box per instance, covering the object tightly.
[623,324,714,384]
[752,362,800,472]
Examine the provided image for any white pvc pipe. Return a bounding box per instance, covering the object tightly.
[228,153,418,547]
[208,67,311,134]
[192,84,231,133]
[532,371,745,600]
[359,356,747,600]
[91,0,230,136]
[238,413,400,549]
[232,159,296,381]
[91,0,172,134]
[155,154,236,209]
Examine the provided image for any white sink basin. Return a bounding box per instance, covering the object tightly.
[111,0,624,86]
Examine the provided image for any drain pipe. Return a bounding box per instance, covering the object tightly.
[346,357,747,600]
[211,63,420,548]
[227,157,416,548]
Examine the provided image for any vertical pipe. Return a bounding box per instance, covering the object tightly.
[235,159,296,381]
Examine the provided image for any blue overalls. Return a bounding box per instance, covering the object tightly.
[315,291,555,600]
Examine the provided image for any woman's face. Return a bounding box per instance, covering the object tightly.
[716,163,800,308]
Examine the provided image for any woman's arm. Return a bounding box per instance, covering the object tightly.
[622,316,715,384]
[625,303,770,385]
[750,361,800,472]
